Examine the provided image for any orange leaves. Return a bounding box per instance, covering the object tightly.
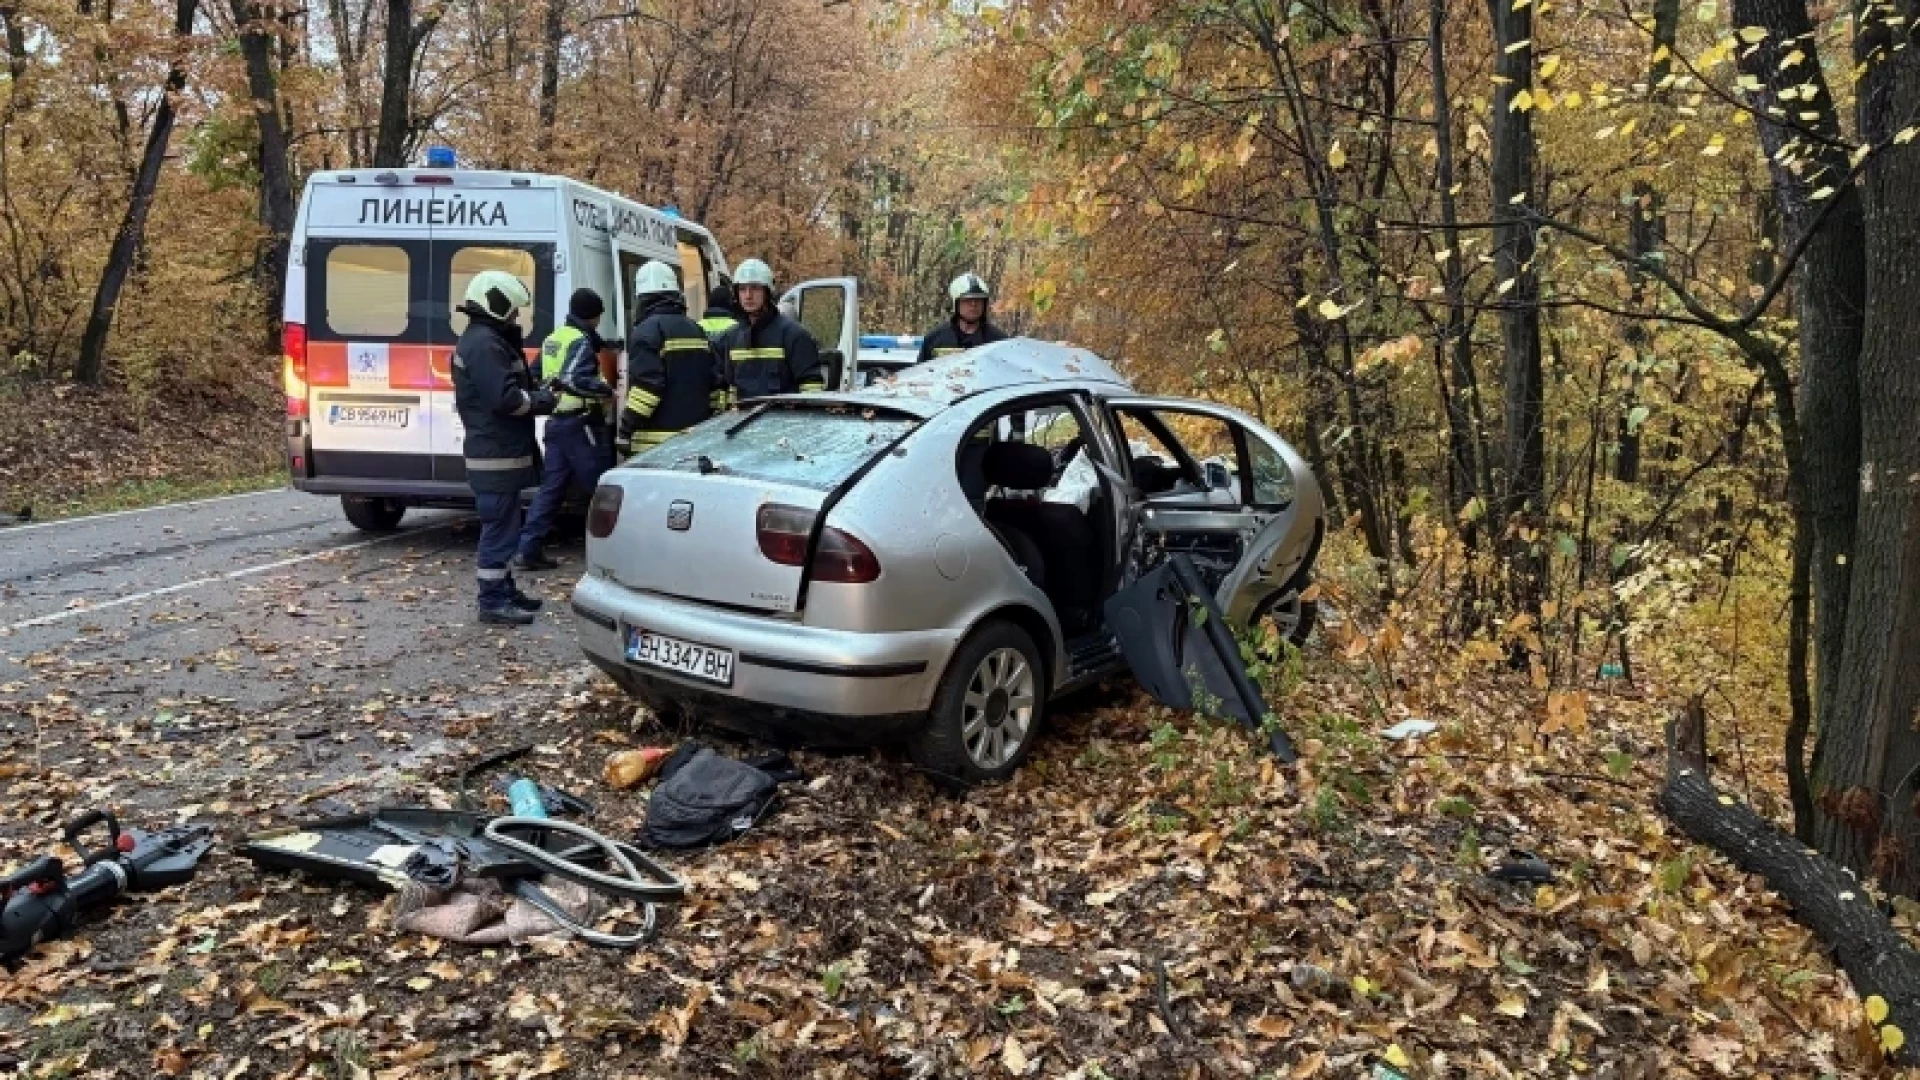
[1541,689,1590,736]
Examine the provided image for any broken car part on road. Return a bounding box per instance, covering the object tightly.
[236,808,685,948]
[1,810,213,965]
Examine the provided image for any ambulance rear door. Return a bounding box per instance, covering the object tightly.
[298,179,439,490]
[421,174,560,486]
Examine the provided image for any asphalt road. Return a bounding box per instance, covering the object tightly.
[0,488,597,819]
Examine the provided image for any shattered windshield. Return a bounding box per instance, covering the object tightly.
[630,405,918,491]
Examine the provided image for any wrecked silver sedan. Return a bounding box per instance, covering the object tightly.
[572,330,1325,787]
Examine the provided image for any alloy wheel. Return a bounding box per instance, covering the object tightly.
[961,647,1037,770]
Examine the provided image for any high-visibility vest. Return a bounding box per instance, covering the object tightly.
[699,314,739,340]
[539,325,593,414]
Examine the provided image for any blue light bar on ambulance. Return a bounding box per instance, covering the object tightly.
[425,146,457,168]
[860,335,922,349]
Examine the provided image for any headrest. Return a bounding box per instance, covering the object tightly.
[982,441,1053,491]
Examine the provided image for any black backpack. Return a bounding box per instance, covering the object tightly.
[637,744,798,849]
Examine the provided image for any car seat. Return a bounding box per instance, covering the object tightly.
[981,442,1100,631]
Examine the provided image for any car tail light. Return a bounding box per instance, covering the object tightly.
[283,322,308,418]
[756,504,813,566]
[756,504,880,584]
[587,485,623,539]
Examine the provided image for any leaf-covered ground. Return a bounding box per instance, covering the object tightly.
[0,372,283,519]
[0,597,1896,1079]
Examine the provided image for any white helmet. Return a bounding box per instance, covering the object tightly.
[634,260,680,298]
[464,270,532,320]
[734,258,776,290]
[949,272,991,305]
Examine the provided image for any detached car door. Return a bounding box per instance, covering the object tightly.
[778,277,859,390]
[1105,397,1323,626]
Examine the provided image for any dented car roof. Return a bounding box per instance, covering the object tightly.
[828,338,1130,415]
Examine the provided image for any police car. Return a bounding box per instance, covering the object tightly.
[856,335,922,386]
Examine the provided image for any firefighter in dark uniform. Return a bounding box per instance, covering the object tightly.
[719,258,825,406]
[916,272,1008,364]
[615,260,726,458]
[699,281,742,343]
[451,270,557,626]
[514,287,614,571]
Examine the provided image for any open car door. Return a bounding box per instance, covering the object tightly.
[779,277,859,390]
[1104,397,1322,626]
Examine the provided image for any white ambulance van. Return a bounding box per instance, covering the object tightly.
[281,164,864,531]
[282,167,733,530]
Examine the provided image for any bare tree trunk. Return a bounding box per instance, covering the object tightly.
[235,0,296,336]
[1810,8,1920,893]
[1427,0,1478,537]
[1660,696,1920,1066]
[1726,0,1868,829]
[1486,0,1546,614]
[373,0,436,168]
[1615,0,1681,485]
[73,0,199,385]
[535,0,564,153]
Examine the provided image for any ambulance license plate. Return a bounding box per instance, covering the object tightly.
[329,405,409,428]
[626,629,735,687]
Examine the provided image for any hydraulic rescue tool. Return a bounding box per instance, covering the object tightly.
[1,810,214,965]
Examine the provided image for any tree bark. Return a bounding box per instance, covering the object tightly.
[1614,0,1680,485]
[72,0,199,385]
[535,0,564,154]
[1811,12,1920,893]
[1486,0,1546,614]
[1659,696,1920,1066]
[1729,0,1866,818]
[1428,0,1479,539]
[235,0,296,334]
[373,0,436,168]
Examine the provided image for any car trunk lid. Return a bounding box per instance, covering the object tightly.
[597,472,824,614]
[589,402,920,614]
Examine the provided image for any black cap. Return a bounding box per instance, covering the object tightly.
[569,288,605,321]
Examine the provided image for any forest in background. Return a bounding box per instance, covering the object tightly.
[7,0,1920,1034]
[5,0,1920,1066]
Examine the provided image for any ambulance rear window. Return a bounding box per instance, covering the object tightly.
[325,245,410,336]
[450,247,538,335]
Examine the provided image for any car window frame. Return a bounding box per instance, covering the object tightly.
[960,391,1111,472]
[1109,404,1247,502]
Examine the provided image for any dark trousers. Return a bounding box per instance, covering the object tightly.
[519,413,611,558]
[475,490,523,607]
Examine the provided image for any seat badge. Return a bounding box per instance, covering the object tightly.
[667,501,694,531]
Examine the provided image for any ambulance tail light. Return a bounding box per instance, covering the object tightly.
[283,322,309,419]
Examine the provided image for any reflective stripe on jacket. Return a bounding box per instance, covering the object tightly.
[538,318,612,415]
[620,295,724,449]
[721,311,826,401]
[452,311,541,494]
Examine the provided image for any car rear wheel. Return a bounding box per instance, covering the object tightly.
[910,620,1045,789]
[341,496,406,533]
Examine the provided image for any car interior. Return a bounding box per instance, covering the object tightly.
[958,398,1113,638]
[956,395,1292,663]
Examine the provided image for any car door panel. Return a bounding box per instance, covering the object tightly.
[779,277,859,389]
[1106,396,1322,624]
